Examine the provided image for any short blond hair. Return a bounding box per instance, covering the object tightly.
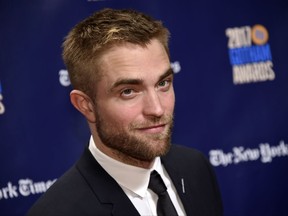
[62,8,170,98]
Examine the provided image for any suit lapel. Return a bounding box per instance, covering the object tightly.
[76,148,140,216]
[161,145,196,216]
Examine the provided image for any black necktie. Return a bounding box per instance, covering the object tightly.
[148,170,178,216]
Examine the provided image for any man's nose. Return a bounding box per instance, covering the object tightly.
[142,91,165,117]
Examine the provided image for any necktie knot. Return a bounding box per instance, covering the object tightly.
[148,170,167,195]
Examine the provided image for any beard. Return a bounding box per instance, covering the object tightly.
[95,109,173,162]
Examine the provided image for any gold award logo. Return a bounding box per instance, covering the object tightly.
[251,24,269,45]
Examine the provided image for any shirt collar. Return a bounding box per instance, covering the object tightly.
[88,136,163,198]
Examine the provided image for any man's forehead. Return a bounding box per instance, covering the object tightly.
[99,39,168,62]
[96,39,170,81]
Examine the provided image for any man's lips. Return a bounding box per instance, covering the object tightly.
[136,124,166,133]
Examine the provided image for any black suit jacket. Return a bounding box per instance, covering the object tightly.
[27,144,223,216]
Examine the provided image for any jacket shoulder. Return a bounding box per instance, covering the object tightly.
[166,144,207,163]
[26,165,110,216]
[164,144,217,181]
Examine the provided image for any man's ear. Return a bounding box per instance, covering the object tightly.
[70,90,96,123]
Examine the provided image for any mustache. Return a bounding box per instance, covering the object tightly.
[129,114,174,129]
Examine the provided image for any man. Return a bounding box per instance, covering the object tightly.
[27,8,223,216]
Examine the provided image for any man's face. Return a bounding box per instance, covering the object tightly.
[93,39,175,163]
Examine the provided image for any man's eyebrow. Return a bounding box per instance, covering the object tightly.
[158,68,174,82]
[109,78,144,92]
[109,67,174,92]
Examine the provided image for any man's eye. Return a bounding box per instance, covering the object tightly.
[120,89,135,98]
[158,80,168,87]
[158,80,171,90]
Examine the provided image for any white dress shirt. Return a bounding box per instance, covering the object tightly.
[88,137,186,216]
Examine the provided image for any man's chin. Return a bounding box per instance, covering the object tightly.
[150,140,171,156]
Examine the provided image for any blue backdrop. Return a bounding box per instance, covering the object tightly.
[1,0,288,215]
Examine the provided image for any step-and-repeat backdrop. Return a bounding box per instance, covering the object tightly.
[1,0,287,215]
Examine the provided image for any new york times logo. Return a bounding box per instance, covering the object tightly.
[209,140,288,167]
[59,69,71,87]
[0,82,5,115]
[0,178,56,200]
[226,25,275,84]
